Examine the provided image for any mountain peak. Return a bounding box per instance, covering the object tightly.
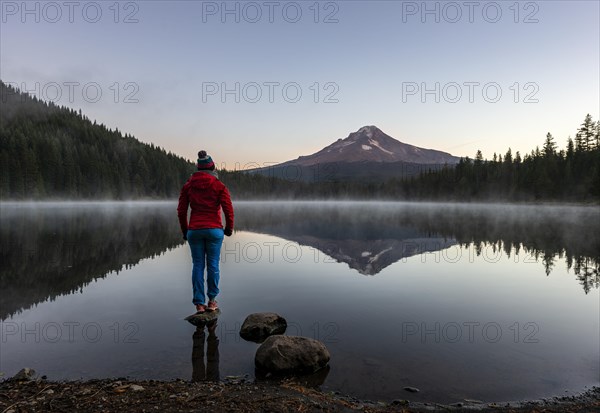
[286,126,459,166]
[355,125,381,137]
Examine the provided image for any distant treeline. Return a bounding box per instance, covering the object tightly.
[404,115,600,201]
[0,81,194,199]
[1,80,598,201]
[221,114,600,202]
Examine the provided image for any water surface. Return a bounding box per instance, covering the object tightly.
[1,201,598,403]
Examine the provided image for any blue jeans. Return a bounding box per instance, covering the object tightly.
[187,228,224,305]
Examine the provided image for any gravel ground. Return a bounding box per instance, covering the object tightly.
[1,375,599,413]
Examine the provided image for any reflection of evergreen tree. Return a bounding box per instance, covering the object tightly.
[0,82,194,199]
[236,203,600,293]
[0,205,184,319]
[571,257,600,294]
[1,203,598,316]
[542,253,555,277]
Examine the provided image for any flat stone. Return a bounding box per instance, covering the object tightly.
[185,309,221,325]
[240,312,287,342]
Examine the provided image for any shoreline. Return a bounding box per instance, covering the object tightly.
[1,199,599,207]
[1,376,598,413]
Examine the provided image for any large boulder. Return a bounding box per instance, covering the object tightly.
[239,312,287,342]
[255,335,330,374]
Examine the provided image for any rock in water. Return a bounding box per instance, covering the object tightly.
[185,309,221,326]
[255,336,330,374]
[240,312,287,342]
[13,368,36,381]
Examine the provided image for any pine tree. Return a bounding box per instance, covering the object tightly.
[576,114,595,152]
[542,132,557,157]
[475,150,484,164]
[504,148,513,164]
[566,137,575,159]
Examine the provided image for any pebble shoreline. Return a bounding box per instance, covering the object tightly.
[1,374,598,413]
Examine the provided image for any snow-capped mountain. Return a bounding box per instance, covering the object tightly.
[249,125,460,182]
[282,125,459,166]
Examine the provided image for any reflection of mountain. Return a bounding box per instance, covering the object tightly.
[275,235,456,275]
[235,202,600,291]
[0,203,183,319]
[234,203,458,275]
[3,201,599,320]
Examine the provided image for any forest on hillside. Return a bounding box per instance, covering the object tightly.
[0,81,194,199]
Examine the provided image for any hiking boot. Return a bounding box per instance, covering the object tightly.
[207,300,218,311]
[195,304,206,314]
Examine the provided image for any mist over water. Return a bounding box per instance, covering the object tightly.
[1,201,598,403]
[234,201,600,280]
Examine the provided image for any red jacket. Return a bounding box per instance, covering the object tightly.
[177,172,234,233]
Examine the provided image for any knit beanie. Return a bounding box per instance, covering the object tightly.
[197,150,215,170]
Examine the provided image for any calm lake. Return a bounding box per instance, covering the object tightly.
[1,201,599,403]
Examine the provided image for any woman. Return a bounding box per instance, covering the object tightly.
[177,150,234,314]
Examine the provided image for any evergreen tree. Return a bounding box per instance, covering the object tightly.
[576,114,596,152]
[475,150,484,164]
[542,132,557,157]
[566,137,575,159]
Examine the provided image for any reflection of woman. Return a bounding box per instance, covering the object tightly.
[192,320,220,382]
[177,151,234,314]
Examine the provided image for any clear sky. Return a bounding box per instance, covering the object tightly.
[1,0,598,168]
